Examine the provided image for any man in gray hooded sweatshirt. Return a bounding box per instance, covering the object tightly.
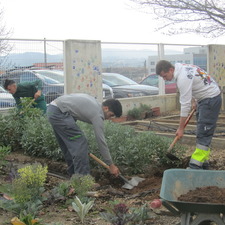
[47,93,122,177]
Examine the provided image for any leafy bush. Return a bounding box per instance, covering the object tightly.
[12,163,48,203]
[0,145,11,170]
[127,104,152,120]
[0,100,186,175]
[70,174,95,199]
[21,115,62,160]
[0,98,43,150]
[0,163,48,216]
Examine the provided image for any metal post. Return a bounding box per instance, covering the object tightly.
[158,43,165,95]
[44,38,47,68]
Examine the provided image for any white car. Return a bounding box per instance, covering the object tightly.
[0,85,16,108]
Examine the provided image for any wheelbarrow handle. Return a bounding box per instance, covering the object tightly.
[168,108,196,151]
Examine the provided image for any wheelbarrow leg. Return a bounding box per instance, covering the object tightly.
[180,212,192,225]
[190,213,225,225]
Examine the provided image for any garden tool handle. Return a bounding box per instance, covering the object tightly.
[89,153,130,183]
[168,108,196,152]
[89,153,110,170]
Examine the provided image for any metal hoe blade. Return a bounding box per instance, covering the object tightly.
[121,176,145,190]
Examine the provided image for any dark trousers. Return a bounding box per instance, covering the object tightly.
[47,104,90,176]
[196,94,222,147]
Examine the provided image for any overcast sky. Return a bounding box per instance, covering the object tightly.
[1,0,224,45]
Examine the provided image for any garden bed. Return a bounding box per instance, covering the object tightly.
[1,144,225,225]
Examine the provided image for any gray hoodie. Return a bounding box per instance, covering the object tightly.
[55,93,113,165]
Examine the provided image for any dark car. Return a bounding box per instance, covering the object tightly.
[140,74,177,94]
[0,85,16,108]
[0,70,64,103]
[102,73,159,98]
[34,69,114,99]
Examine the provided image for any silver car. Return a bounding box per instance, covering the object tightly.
[102,73,159,98]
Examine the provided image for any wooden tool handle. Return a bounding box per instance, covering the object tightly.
[168,108,195,151]
[89,153,131,185]
[89,153,110,170]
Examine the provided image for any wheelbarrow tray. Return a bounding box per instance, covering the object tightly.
[160,169,225,214]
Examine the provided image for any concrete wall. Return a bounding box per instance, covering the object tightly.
[0,94,178,116]
[118,93,178,116]
[64,39,103,101]
[208,44,225,111]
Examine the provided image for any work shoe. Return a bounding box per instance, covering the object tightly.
[188,163,203,169]
[202,163,210,170]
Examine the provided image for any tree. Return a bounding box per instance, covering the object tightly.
[0,6,12,67]
[130,0,225,38]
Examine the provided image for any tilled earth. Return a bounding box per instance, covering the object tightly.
[1,145,225,225]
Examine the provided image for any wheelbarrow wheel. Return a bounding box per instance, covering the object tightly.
[179,213,225,225]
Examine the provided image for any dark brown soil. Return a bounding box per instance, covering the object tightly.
[178,186,225,204]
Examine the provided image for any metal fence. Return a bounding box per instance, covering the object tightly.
[0,38,206,108]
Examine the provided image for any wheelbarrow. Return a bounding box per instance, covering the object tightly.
[160,169,225,225]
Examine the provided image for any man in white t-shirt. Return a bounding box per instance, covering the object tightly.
[156,60,221,169]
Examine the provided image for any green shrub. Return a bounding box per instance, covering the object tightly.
[12,163,48,203]
[0,98,43,150]
[127,104,152,120]
[0,100,186,175]
[21,115,62,160]
[70,174,95,199]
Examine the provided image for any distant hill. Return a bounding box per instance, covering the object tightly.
[1,52,63,68]
[1,48,182,69]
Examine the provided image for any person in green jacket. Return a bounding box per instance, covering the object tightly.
[3,79,47,114]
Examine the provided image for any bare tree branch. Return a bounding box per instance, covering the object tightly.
[0,6,13,67]
[129,0,225,37]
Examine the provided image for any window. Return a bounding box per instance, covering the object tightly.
[20,72,38,83]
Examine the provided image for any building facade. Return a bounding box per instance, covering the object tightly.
[148,46,208,74]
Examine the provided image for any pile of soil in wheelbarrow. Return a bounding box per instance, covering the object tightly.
[178,186,225,204]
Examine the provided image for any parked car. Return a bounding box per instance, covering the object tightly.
[102,73,159,98]
[0,85,16,108]
[0,70,64,104]
[33,69,114,99]
[140,74,177,94]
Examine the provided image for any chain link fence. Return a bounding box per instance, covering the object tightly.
[0,38,205,108]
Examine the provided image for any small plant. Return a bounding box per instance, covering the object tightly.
[100,202,135,225]
[71,196,95,224]
[129,203,154,225]
[12,163,48,203]
[0,163,48,216]
[100,202,154,225]
[11,213,43,225]
[69,174,95,199]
